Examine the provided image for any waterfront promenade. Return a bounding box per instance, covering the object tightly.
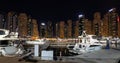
[1,49,119,63]
[63,49,120,63]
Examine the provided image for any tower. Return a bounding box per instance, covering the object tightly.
[27,16,33,37]
[59,21,65,38]
[102,14,109,37]
[84,19,92,34]
[18,13,28,37]
[7,11,18,32]
[32,19,39,38]
[108,8,118,37]
[0,14,6,29]
[78,15,85,35]
[47,21,53,38]
[93,12,102,36]
[67,20,72,38]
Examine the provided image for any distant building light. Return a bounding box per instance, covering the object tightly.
[41,23,45,26]
[109,9,113,12]
[78,14,83,18]
[109,8,116,12]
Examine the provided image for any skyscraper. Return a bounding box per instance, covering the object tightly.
[27,16,33,37]
[118,16,120,37]
[102,14,109,37]
[47,21,53,38]
[66,20,72,38]
[74,20,79,38]
[18,13,28,37]
[78,15,85,35]
[93,12,102,36]
[7,11,18,32]
[32,19,39,38]
[84,19,92,34]
[0,14,6,29]
[108,8,118,37]
[59,21,65,38]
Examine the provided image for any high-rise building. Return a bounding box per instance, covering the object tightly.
[93,12,102,36]
[118,16,120,37]
[66,20,72,38]
[59,21,65,38]
[84,19,92,34]
[0,14,6,29]
[32,19,39,38]
[78,15,85,35]
[47,21,53,38]
[39,21,47,38]
[108,8,118,37]
[55,22,59,37]
[7,11,18,32]
[27,16,33,37]
[18,13,28,37]
[74,20,79,38]
[102,14,109,37]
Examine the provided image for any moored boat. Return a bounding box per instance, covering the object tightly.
[67,31,102,54]
[0,29,24,57]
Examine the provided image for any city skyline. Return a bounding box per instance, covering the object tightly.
[0,0,120,21]
[0,9,120,38]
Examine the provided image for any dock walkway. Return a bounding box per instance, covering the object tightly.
[62,49,120,63]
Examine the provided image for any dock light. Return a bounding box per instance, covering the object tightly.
[78,14,83,18]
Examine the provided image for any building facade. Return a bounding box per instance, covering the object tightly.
[7,11,18,32]
[0,14,6,29]
[108,8,118,37]
[93,12,102,36]
[18,13,28,37]
[32,19,39,38]
[102,14,109,37]
[84,19,92,34]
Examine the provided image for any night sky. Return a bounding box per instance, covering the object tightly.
[0,0,120,21]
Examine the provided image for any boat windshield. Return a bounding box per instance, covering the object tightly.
[0,30,5,35]
[0,40,9,46]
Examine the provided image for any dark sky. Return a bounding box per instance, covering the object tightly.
[0,0,120,21]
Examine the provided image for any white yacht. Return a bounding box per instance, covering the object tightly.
[0,29,23,57]
[67,31,102,54]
